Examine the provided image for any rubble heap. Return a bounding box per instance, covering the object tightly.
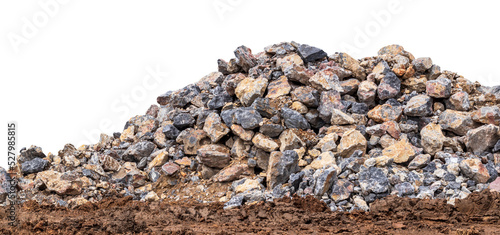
[2,42,500,211]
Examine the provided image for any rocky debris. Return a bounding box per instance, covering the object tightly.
[21,158,48,175]
[203,113,230,143]
[235,76,268,106]
[10,42,500,213]
[471,106,500,125]
[297,44,327,63]
[426,77,452,98]
[281,107,310,130]
[439,110,477,136]
[267,150,299,189]
[252,133,279,152]
[382,139,416,163]
[420,123,446,155]
[447,91,470,111]
[197,144,231,168]
[0,167,11,203]
[338,130,366,158]
[377,72,401,100]
[368,104,403,123]
[465,124,499,154]
[404,94,433,116]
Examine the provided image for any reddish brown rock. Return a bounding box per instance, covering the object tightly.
[459,158,490,184]
[197,144,231,169]
[367,104,403,123]
[447,91,470,111]
[426,77,451,98]
[471,106,500,125]
[214,164,249,182]
[161,162,180,176]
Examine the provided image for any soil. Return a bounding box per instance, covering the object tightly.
[1,190,499,235]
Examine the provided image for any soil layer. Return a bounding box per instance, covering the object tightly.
[1,190,499,234]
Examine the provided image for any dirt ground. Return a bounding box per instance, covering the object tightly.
[0,190,499,235]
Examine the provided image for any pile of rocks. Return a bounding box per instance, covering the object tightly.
[2,42,500,211]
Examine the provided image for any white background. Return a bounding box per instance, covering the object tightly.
[1,0,499,169]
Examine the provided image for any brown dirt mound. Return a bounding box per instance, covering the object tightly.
[1,190,499,234]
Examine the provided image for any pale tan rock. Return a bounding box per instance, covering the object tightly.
[382,139,416,163]
[338,129,367,157]
[252,133,279,152]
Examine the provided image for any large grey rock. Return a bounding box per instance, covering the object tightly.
[21,158,48,175]
[123,141,156,162]
[267,150,300,189]
[465,124,499,154]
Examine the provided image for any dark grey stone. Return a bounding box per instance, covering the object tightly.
[297,44,327,63]
[281,107,310,130]
[21,158,48,175]
[162,124,180,139]
[173,113,195,129]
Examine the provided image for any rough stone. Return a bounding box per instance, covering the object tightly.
[359,167,389,194]
[214,164,248,182]
[420,123,446,155]
[266,76,291,99]
[447,91,470,111]
[404,94,433,116]
[382,139,416,163]
[338,129,367,158]
[439,110,477,136]
[234,45,257,72]
[37,170,82,196]
[408,154,431,170]
[331,108,355,125]
[123,141,156,162]
[412,57,433,72]
[230,124,254,142]
[291,86,320,108]
[267,150,299,189]
[471,106,500,125]
[330,179,354,202]
[203,112,230,143]
[357,81,377,105]
[21,158,48,175]
[318,90,345,123]
[252,133,279,152]
[313,167,337,197]
[459,158,490,184]
[161,162,180,176]
[235,77,268,106]
[310,70,342,91]
[426,77,452,98]
[197,144,231,168]
[465,124,499,154]
[173,113,195,129]
[377,72,401,100]
[297,44,327,63]
[340,79,360,95]
[368,104,403,123]
[281,107,310,130]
